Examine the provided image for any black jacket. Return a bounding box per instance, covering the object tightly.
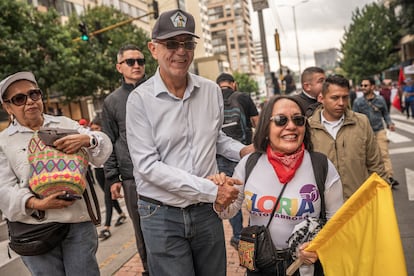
[101,77,146,185]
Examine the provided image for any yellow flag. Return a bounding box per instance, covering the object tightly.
[306,173,407,276]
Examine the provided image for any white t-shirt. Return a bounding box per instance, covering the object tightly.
[218,151,343,250]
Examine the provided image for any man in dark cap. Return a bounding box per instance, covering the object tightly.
[125,9,253,276]
[215,72,258,250]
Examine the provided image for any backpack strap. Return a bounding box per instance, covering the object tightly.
[244,151,262,182]
[309,151,328,221]
[83,166,101,226]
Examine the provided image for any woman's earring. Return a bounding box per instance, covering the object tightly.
[10,114,16,125]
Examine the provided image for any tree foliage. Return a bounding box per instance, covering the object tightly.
[233,72,259,94]
[340,3,401,83]
[394,0,414,34]
[62,6,157,100]
[0,2,157,102]
[0,0,74,95]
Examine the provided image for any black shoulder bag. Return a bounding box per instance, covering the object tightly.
[238,152,288,272]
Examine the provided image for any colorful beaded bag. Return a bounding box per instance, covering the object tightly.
[28,131,89,198]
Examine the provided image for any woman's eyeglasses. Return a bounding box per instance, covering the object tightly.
[156,40,197,51]
[4,89,43,106]
[119,58,146,67]
[270,115,306,127]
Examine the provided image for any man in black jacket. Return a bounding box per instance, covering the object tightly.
[101,44,149,275]
[292,66,326,117]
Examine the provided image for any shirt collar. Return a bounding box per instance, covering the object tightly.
[153,67,200,100]
[302,90,316,99]
[321,110,345,126]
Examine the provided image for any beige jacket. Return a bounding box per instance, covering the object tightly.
[308,107,386,200]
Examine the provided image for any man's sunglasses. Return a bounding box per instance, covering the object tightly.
[360,84,370,87]
[270,115,306,127]
[119,58,146,67]
[156,40,197,51]
[3,88,43,106]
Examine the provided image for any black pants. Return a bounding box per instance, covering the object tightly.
[94,167,123,227]
[122,179,149,275]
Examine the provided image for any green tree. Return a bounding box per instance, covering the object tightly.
[340,3,401,83]
[394,0,414,34]
[0,0,74,96]
[0,2,157,103]
[233,72,259,95]
[61,5,157,101]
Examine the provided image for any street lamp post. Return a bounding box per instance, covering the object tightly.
[277,0,309,74]
[292,5,302,74]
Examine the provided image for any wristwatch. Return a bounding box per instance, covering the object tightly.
[89,135,98,149]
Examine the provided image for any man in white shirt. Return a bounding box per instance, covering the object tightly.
[126,9,252,276]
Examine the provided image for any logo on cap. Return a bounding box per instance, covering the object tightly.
[170,11,187,28]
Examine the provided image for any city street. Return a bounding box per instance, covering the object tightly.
[113,109,414,276]
[387,111,414,276]
[0,108,413,276]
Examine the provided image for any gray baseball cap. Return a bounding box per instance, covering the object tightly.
[0,72,37,103]
[152,9,200,40]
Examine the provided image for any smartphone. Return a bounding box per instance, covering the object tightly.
[57,193,82,201]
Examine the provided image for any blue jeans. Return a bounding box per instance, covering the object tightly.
[138,199,226,276]
[216,155,243,241]
[21,221,99,276]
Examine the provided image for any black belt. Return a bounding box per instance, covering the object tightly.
[138,195,209,210]
[276,249,291,261]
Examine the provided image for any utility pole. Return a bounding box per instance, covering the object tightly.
[252,0,271,98]
[274,28,283,82]
[292,5,302,74]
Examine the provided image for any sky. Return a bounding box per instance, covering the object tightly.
[250,0,378,73]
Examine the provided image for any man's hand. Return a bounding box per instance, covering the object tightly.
[110,182,123,199]
[240,144,255,158]
[215,181,241,208]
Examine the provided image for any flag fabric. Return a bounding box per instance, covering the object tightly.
[392,94,402,112]
[398,66,405,88]
[306,173,407,276]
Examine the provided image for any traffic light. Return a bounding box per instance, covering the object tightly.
[78,22,89,41]
[152,0,159,19]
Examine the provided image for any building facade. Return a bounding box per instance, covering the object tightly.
[207,0,257,75]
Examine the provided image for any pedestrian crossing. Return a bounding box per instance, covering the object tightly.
[389,113,414,201]
[389,113,414,146]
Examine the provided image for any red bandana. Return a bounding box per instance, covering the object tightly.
[267,144,305,184]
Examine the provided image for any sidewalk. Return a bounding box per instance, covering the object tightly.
[114,218,247,276]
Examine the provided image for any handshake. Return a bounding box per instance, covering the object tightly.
[207,172,242,211]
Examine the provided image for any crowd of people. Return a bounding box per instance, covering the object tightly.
[0,7,407,276]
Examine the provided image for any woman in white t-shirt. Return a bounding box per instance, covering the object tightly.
[215,95,343,276]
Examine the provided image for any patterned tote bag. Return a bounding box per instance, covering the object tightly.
[28,131,89,198]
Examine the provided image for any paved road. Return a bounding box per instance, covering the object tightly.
[388,112,414,276]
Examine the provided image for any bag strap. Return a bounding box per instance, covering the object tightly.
[309,151,328,221]
[243,152,287,228]
[266,183,288,228]
[83,166,101,226]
